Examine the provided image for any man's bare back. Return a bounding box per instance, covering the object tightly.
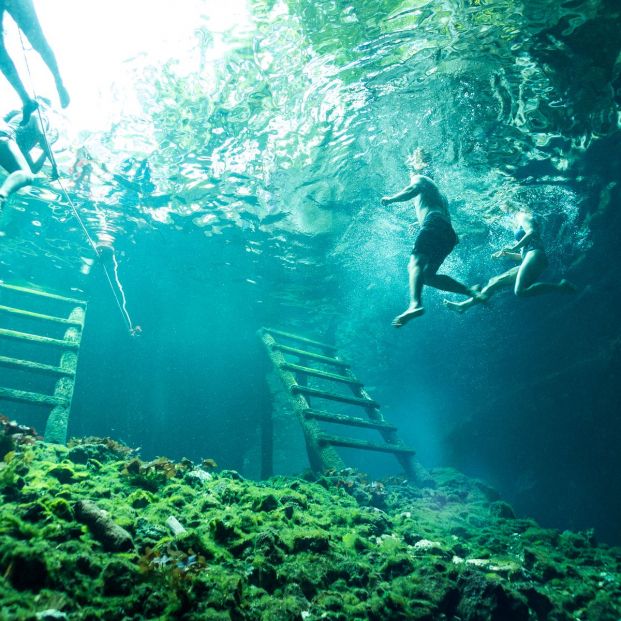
[408,174,451,226]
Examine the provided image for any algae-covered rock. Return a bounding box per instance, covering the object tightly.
[292,529,330,553]
[490,500,516,520]
[2,544,49,592]
[0,436,619,620]
[101,559,139,596]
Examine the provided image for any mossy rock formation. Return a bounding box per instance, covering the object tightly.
[0,426,620,620]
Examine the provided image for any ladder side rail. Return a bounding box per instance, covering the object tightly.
[259,331,344,472]
[44,319,83,443]
[343,365,416,478]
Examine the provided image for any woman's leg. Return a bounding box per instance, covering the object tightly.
[481,266,520,299]
[7,0,69,107]
[0,137,34,204]
[444,266,519,313]
[514,250,575,297]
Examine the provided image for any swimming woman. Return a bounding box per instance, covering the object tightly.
[0,105,57,211]
[443,210,576,313]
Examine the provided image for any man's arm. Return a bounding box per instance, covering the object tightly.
[381,178,422,205]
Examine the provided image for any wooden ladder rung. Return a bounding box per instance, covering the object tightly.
[0,282,86,305]
[304,409,397,431]
[0,355,75,376]
[0,387,68,407]
[262,328,337,352]
[272,344,349,368]
[0,305,82,326]
[0,328,80,349]
[292,385,378,408]
[280,362,361,385]
[318,434,416,455]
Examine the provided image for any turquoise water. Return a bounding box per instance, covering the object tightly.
[0,0,620,542]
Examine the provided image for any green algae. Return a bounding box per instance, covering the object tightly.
[0,430,620,620]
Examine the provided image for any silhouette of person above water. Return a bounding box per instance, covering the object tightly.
[105,156,169,209]
[443,209,577,313]
[0,0,69,124]
[381,147,481,327]
[0,102,57,212]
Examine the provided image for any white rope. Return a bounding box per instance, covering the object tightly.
[16,29,139,336]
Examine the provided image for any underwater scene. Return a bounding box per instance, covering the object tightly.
[1,0,620,619]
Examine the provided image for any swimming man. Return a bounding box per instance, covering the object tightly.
[0,0,70,123]
[381,148,480,327]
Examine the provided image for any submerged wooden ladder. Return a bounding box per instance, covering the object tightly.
[0,281,87,443]
[259,327,415,478]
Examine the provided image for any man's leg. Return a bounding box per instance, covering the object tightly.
[392,254,426,327]
[0,41,38,121]
[8,0,70,107]
[426,272,475,297]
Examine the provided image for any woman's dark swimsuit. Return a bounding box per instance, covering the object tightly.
[514,226,545,258]
[412,211,458,273]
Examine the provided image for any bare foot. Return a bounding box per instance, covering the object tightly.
[468,284,489,303]
[57,83,70,108]
[20,99,38,125]
[392,304,425,327]
[560,279,578,293]
[443,299,466,314]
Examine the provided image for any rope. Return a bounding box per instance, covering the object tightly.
[15,30,140,336]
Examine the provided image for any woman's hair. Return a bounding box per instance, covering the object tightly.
[515,209,541,233]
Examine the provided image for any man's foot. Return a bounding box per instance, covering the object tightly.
[392,304,425,328]
[20,99,38,125]
[560,279,578,293]
[57,83,70,108]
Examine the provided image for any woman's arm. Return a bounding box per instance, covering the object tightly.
[492,250,522,261]
[25,137,58,177]
[509,230,535,252]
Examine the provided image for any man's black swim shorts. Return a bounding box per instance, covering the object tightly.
[412,211,458,273]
